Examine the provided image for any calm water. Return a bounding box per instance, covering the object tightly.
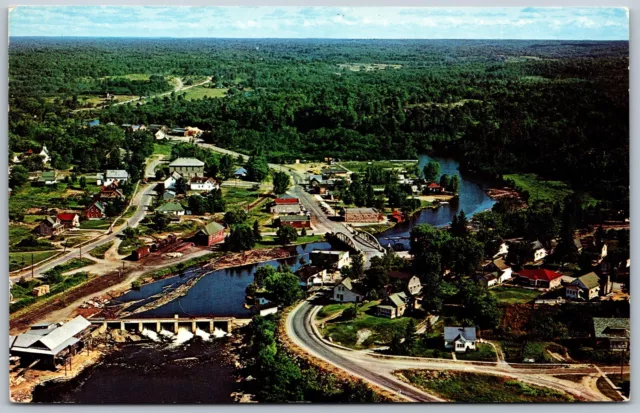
[377,154,495,246]
[32,339,237,404]
[117,242,332,318]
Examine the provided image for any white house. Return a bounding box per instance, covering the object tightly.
[531,240,548,262]
[332,277,364,303]
[482,258,512,283]
[566,272,601,301]
[311,250,350,270]
[189,176,219,191]
[39,145,51,164]
[164,171,182,190]
[296,266,329,287]
[444,326,477,353]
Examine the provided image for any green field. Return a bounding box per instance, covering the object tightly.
[321,311,421,349]
[79,219,112,230]
[179,85,228,100]
[501,341,560,363]
[316,301,379,320]
[153,142,175,156]
[503,173,596,205]
[455,343,498,362]
[9,251,60,272]
[340,160,417,173]
[9,224,35,246]
[489,286,541,304]
[398,370,574,402]
[89,241,114,259]
[222,187,265,208]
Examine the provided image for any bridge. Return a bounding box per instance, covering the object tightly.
[90,316,240,334]
[329,225,385,265]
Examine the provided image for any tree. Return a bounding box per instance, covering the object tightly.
[9,165,29,188]
[78,176,86,189]
[188,194,206,215]
[449,174,461,193]
[22,154,44,171]
[351,252,365,279]
[219,155,235,180]
[224,208,248,225]
[423,161,440,182]
[450,210,469,237]
[439,174,451,190]
[253,220,262,241]
[263,268,303,306]
[155,169,165,180]
[300,227,307,237]
[174,177,189,194]
[152,212,171,231]
[272,171,290,195]
[247,155,269,182]
[277,224,298,245]
[225,223,257,251]
[342,305,357,320]
[458,279,501,329]
[254,266,276,289]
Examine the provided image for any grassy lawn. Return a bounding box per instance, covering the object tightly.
[89,241,114,259]
[179,85,228,100]
[398,370,574,402]
[316,301,379,320]
[247,199,274,229]
[43,258,96,276]
[503,173,597,205]
[10,271,92,314]
[9,224,35,245]
[340,160,417,173]
[79,219,112,230]
[9,182,70,213]
[489,286,541,304]
[23,214,47,223]
[222,187,266,209]
[322,311,422,349]
[153,142,175,156]
[9,251,60,272]
[63,236,91,247]
[456,343,497,362]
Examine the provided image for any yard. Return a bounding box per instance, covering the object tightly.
[79,219,112,230]
[316,301,379,320]
[503,173,597,205]
[153,142,175,156]
[489,286,541,304]
[455,343,497,362]
[222,187,268,209]
[321,309,423,349]
[397,370,575,402]
[501,341,564,363]
[9,251,60,272]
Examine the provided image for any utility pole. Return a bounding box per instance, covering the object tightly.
[31,253,34,279]
[79,245,82,260]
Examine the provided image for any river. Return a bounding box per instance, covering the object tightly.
[377,154,495,248]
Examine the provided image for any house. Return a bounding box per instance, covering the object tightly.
[390,210,404,223]
[426,182,443,193]
[376,292,408,319]
[195,221,225,246]
[190,176,219,191]
[39,145,51,164]
[444,326,477,353]
[156,201,185,217]
[475,272,499,288]
[104,169,129,185]
[311,250,350,269]
[148,124,168,133]
[482,258,512,283]
[592,318,629,351]
[154,129,168,140]
[387,271,422,296]
[278,215,311,229]
[234,167,248,178]
[517,268,563,289]
[296,266,329,287]
[38,216,64,236]
[164,171,182,190]
[56,213,80,229]
[271,195,301,214]
[121,124,146,132]
[332,277,364,303]
[566,272,601,300]
[343,208,381,223]
[37,170,58,186]
[99,187,125,202]
[9,316,92,370]
[531,240,548,262]
[162,190,177,201]
[169,158,205,178]
[132,246,151,261]
[83,201,106,220]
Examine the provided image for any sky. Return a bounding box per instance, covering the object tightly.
[9,6,629,40]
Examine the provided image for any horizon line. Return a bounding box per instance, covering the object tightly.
[8,36,629,42]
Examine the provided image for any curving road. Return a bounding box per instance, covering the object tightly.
[287,300,441,402]
[286,299,618,402]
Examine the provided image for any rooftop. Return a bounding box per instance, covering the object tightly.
[518,268,562,282]
[572,272,601,289]
[280,215,310,222]
[157,202,185,212]
[444,326,477,342]
[169,157,205,167]
[593,318,630,339]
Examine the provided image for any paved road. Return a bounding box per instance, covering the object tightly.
[287,300,441,402]
[286,300,615,402]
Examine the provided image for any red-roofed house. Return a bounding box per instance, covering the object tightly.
[517,268,563,289]
[426,182,443,193]
[56,213,80,229]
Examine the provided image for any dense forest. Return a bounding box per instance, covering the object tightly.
[8,38,629,204]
